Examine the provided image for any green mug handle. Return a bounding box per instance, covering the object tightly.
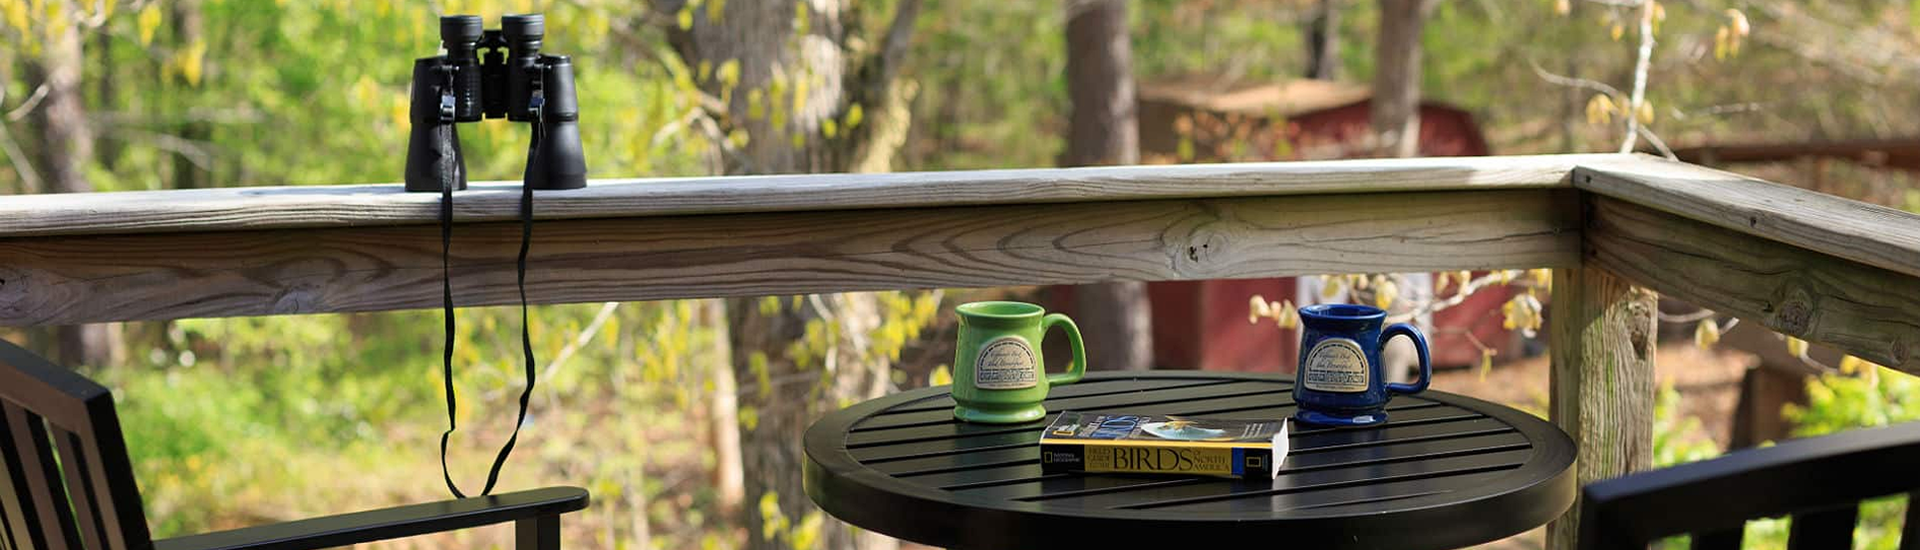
[1043,313,1086,385]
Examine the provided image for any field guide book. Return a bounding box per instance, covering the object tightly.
[1038,411,1288,479]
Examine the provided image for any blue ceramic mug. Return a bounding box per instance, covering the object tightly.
[1293,304,1431,427]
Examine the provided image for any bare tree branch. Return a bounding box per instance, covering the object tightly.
[1637,126,1676,160]
[1529,59,1621,97]
[5,84,50,121]
[1388,271,1510,324]
[0,122,43,192]
[1619,0,1656,154]
[536,302,622,385]
[1656,308,1718,323]
[872,0,923,92]
[104,127,215,171]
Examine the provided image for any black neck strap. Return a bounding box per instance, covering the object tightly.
[436,78,542,499]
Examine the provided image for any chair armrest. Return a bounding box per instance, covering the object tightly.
[1579,421,1920,549]
[152,486,588,550]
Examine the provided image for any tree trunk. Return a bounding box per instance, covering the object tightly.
[30,17,122,368]
[171,0,211,189]
[90,30,121,170]
[1064,0,1152,372]
[1368,0,1434,378]
[704,299,746,516]
[664,1,916,548]
[1304,0,1341,80]
[1369,0,1434,158]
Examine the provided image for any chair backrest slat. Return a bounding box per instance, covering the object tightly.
[1689,527,1740,550]
[0,403,82,549]
[0,422,33,550]
[65,425,139,550]
[1902,492,1920,550]
[1786,504,1858,550]
[1,502,13,550]
[0,340,153,550]
[51,428,107,550]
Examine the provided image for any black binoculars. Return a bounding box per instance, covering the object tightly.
[405,14,585,192]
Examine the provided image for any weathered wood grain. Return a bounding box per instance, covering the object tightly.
[0,190,1578,326]
[1578,155,1920,279]
[0,155,1617,238]
[1544,264,1656,550]
[1587,196,1920,373]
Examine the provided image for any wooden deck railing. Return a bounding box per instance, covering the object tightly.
[4,152,1917,548]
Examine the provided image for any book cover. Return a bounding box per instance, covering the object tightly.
[1038,411,1288,479]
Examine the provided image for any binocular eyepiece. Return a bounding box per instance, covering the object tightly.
[405,13,585,192]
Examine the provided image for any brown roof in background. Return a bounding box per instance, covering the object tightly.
[1136,75,1374,117]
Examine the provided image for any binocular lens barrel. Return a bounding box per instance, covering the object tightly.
[529,55,586,190]
[502,14,544,44]
[439,16,486,122]
[501,14,545,122]
[406,57,468,192]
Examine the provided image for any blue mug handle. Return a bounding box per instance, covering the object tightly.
[1382,323,1431,395]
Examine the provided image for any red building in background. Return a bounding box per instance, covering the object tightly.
[1053,76,1515,373]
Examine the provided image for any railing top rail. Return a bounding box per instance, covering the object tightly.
[0,154,1614,238]
[1577,156,1920,280]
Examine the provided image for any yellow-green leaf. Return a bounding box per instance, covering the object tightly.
[930,364,951,386]
[177,40,207,86]
[1374,278,1398,310]
[136,2,162,46]
[1839,355,1866,375]
[1693,319,1720,350]
[740,405,760,431]
[2,0,28,37]
[716,59,741,88]
[1786,336,1809,359]
[1318,276,1344,300]
[791,511,826,550]
[845,103,864,128]
[1247,295,1271,324]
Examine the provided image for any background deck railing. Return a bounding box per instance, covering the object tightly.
[5,152,1917,548]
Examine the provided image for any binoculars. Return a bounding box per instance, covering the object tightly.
[405,14,585,192]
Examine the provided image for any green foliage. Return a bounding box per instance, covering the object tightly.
[1652,383,1720,468]
[1663,367,1920,550]
[93,301,740,546]
[1788,367,1920,437]
[6,0,710,194]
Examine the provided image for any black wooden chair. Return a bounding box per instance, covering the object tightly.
[1578,419,1920,550]
[0,339,589,550]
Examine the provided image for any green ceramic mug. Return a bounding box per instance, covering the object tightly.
[950,301,1087,424]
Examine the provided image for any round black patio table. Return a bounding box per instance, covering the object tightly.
[803,372,1576,549]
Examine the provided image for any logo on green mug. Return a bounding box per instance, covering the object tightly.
[975,336,1038,390]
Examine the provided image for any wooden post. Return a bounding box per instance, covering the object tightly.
[1546,266,1656,549]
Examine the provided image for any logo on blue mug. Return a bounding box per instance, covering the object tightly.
[1293,303,1431,427]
